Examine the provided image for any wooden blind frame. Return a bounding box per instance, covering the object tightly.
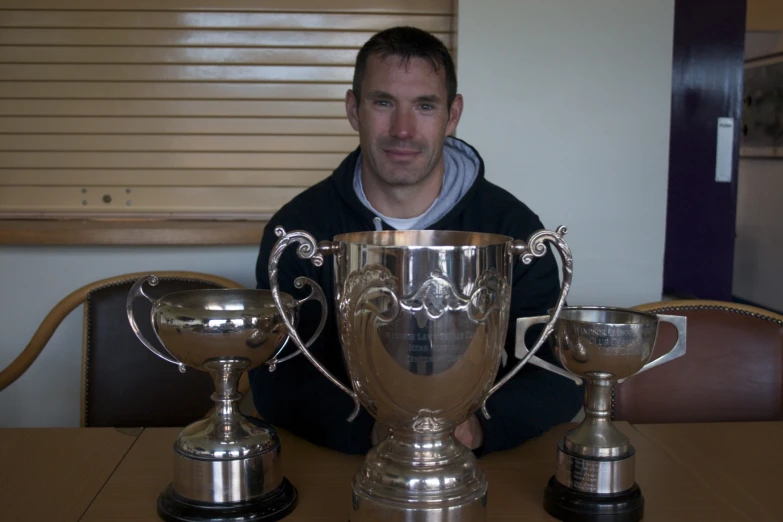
[0,0,456,220]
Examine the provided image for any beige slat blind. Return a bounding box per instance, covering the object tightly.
[0,0,455,219]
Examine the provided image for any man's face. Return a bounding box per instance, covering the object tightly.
[346,54,463,188]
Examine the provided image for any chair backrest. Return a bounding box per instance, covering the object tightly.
[612,299,783,424]
[0,270,246,427]
[83,272,244,427]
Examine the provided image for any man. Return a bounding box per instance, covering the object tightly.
[250,26,583,456]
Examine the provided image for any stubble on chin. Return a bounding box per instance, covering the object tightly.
[373,153,439,189]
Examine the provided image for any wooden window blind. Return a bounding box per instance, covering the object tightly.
[0,0,455,220]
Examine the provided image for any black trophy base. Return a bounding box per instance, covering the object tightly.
[157,477,298,522]
[543,475,644,522]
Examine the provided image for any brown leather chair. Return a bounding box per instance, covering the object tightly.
[0,271,250,427]
[612,299,783,424]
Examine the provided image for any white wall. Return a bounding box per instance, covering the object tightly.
[0,245,259,427]
[456,0,675,307]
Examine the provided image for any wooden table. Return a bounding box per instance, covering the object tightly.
[1,422,779,521]
[0,427,138,522]
[635,422,783,522]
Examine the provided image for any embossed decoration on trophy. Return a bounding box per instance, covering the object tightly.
[269,227,573,522]
[516,306,687,522]
[127,276,327,522]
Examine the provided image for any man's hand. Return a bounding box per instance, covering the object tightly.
[454,414,484,450]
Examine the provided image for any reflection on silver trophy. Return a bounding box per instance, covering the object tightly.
[269,226,573,522]
[516,306,687,522]
[126,275,325,522]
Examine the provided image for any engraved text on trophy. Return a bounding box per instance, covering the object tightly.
[365,269,506,376]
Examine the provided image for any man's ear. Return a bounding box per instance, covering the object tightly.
[345,89,360,132]
[445,93,464,136]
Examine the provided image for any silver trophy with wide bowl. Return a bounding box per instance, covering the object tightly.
[515,305,687,522]
[126,275,327,522]
[268,226,574,522]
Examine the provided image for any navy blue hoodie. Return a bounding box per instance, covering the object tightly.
[251,137,584,456]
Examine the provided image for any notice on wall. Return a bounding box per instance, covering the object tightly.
[715,117,734,183]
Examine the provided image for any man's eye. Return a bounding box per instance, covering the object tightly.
[374,100,391,107]
[420,104,434,111]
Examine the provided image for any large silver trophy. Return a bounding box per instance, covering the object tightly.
[269,226,573,521]
[126,275,326,522]
[516,306,687,522]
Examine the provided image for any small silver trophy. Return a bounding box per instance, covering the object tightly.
[516,306,687,522]
[126,275,325,522]
[269,226,574,522]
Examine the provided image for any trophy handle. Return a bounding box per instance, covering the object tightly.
[514,315,583,385]
[126,275,187,373]
[617,313,687,383]
[265,276,328,370]
[268,226,362,422]
[480,226,573,419]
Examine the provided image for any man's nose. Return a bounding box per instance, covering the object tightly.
[390,108,413,139]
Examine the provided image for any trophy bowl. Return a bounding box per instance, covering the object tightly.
[268,226,574,522]
[127,275,326,522]
[151,287,296,370]
[556,308,657,374]
[516,306,687,522]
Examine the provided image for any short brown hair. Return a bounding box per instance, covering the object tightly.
[352,26,457,108]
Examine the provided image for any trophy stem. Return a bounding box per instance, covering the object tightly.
[583,373,612,419]
[564,373,630,458]
[204,357,250,441]
[385,428,458,462]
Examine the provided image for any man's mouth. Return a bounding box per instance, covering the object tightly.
[383,148,420,158]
